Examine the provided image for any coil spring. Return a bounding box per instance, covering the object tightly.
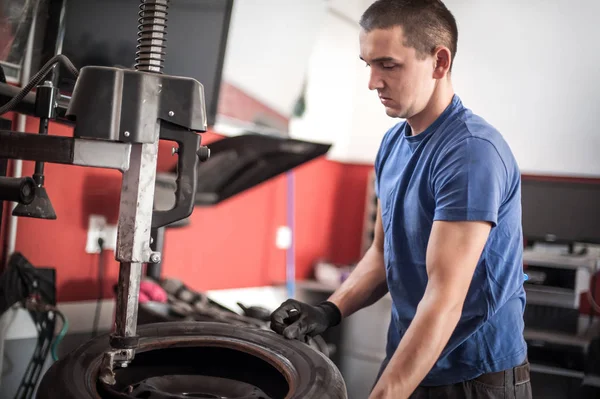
[135,0,169,73]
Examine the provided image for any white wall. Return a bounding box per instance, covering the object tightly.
[288,1,397,164]
[225,1,600,173]
[221,0,396,163]
[221,0,327,118]
[444,0,600,177]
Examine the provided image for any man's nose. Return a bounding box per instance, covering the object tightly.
[368,70,384,91]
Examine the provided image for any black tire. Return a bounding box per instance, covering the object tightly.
[37,321,347,399]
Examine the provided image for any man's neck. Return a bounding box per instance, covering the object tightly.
[407,81,455,136]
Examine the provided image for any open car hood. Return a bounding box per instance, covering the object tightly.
[154,134,331,224]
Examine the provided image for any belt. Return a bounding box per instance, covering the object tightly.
[473,360,530,387]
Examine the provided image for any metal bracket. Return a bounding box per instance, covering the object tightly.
[99,348,135,385]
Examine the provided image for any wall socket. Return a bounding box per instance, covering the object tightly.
[85,214,118,254]
[276,226,292,250]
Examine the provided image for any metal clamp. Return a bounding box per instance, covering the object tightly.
[99,348,136,385]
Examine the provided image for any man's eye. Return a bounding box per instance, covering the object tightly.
[382,63,396,69]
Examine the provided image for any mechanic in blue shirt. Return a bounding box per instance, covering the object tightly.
[270,1,531,398]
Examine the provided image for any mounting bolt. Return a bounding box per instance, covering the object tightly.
[168,111,174,117]
[150,253,161,263]
[124,131,130,137]
[197,146,210,162]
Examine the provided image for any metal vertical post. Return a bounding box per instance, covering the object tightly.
[114,136,160,342]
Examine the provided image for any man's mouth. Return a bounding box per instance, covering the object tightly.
[379,96,393,105]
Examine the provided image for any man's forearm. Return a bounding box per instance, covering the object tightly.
[375,292,462,397]
[328,245,388,318]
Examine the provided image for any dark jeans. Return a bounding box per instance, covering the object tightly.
[373,359,532,399]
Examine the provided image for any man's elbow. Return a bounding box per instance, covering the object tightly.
[371,235,384,255]
[421,284,466,322]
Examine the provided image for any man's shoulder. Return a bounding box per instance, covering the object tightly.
[441,108,518,171]
[456,109,512,154]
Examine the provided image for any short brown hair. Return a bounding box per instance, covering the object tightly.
[360,0,458,70]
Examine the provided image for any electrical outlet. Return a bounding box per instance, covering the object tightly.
[86,214,117,254]
[276,226,292,249]
[103,224,118,251]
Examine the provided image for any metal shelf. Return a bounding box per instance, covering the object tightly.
[523,250,598,270]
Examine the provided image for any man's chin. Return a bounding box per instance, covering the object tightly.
[384,106,404,118]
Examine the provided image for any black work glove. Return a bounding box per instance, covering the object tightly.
[270,299,342,341]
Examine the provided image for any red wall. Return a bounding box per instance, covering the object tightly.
[0,83,373,302]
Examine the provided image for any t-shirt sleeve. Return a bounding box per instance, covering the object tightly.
[432,137,508,227]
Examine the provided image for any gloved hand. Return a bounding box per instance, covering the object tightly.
[270,299,342,341]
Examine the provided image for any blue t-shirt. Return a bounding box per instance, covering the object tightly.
[374,94,527,386]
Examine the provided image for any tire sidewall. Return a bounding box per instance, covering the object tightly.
[37,321,346,399]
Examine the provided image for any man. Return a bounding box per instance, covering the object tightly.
[270,1,531,398]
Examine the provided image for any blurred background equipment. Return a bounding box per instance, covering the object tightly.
[47,0,234,127]
[521,177,600,247]
[0,0,39,83]
[0,252,62,399]
[516,175,600,398]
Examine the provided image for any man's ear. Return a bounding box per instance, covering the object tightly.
[433,46,452,79]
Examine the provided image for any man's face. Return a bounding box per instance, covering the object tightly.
[359,26,437,119]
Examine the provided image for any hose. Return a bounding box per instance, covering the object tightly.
[51,309,68,361]
[0,54,78,116]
